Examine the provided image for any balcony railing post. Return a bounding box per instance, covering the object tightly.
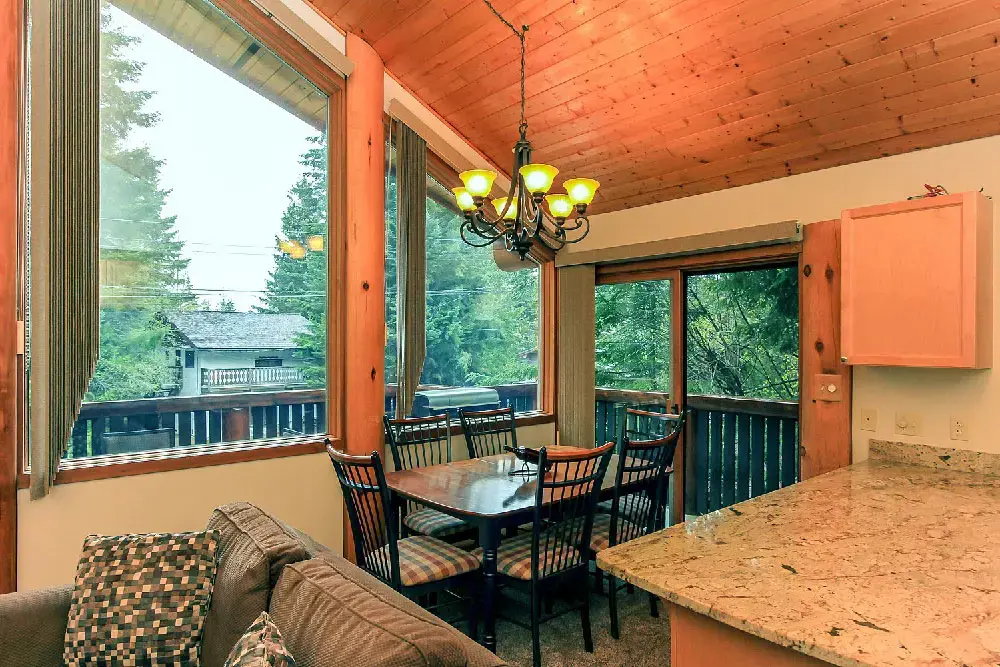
[222,407,251,442]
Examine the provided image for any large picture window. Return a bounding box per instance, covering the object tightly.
[385,149,541,418]
[57,0,334,460]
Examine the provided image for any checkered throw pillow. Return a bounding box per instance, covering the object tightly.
[64,531,219,667]
[223,612,295,667]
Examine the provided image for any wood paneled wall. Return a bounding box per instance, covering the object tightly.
[0,0,20,593]
[556,264,596,447]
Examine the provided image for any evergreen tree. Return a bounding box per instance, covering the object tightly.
[259,136,328,387]
[87,7,194,401]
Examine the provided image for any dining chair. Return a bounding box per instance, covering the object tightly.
[326,444,481,636]
[383,414,473,540]
[620,406,677,444]
[475,442,615,667]
[599,408,683,525]
[458,406,518,459]
[591,414,683,639]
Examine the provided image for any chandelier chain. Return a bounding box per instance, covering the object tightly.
[480,0,528,133]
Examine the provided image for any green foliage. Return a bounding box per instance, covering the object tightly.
[595,280,672,391]
[259,136,328,388]
[686,268,798,400]
[89,7,194,402]
[87,311,176,401]
[595,267,799,401]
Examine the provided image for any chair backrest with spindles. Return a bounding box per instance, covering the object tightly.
[326,445,401,589]
[530,442,615,582]
[383,414,452,471]
[459,406,518,458]
[609,412,685,546]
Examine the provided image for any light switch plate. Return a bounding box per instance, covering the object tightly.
[894,412,923,437]
[860,409,877,432]
[950,416,970,441]
[814,374,844,402]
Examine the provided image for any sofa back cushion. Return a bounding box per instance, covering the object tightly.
[201,503,311,667]
[269,555,471,667]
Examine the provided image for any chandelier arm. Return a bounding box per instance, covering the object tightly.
[460,220,503,247]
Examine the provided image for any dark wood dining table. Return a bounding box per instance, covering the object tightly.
[383,447,628,654]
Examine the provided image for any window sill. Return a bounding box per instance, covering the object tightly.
[16,437,334,489]
[510,411,556,428]
[17,412,556,488]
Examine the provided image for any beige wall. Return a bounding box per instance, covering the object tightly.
[564,134,1000,463]
[16,422,555,591]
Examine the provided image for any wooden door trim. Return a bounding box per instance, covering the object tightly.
[596,242,802,285]
[799,220,852,478]
[0,0,23,594]
[670,271,686,525]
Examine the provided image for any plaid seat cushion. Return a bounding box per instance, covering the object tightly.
[376,536,481,588]
[589,513,641,552]
[473,531,580,581]
[403,508,472,538]
[597,493,653,525]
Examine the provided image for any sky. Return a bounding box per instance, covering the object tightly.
[111,6,323,311]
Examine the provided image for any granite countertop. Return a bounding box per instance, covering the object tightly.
[596,441,1000,667]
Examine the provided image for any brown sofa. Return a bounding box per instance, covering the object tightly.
[0,502,505,667]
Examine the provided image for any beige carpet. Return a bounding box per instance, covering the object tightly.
[492,589,671,667]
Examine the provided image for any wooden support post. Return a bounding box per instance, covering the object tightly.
[799,219,852,479]
[0,0,20,594]
[344,33,385,556]
[222,408,251,443]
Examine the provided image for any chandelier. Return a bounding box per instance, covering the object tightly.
[451,2,599,260]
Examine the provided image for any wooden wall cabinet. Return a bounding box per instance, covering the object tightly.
[841,192,993,368]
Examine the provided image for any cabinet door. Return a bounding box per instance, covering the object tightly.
[841,192,992,368]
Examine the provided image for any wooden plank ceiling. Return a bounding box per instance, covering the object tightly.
[308,0,1000,214]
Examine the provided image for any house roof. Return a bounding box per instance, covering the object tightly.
[165,311,310,350]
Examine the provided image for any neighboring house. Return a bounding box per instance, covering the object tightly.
[162,311,310,396]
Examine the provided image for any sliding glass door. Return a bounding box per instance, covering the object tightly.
[594,271,685,523]
[684,265,800,517]
[595,258,801,524]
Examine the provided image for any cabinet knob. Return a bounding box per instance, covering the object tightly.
[841,356,848,363]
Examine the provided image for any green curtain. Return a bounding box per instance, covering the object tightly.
[30,0,101,499]
[394,121,427,418]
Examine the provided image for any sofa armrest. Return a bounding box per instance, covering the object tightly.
[0,585,72,667]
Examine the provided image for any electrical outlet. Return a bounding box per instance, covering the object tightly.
[860,409,878,432]
[950,416,970,441]
[894,412,923,437]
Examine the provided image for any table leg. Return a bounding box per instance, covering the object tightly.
[479,522,500,653]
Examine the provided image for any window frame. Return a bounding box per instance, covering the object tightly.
[385,126,556,426]
[17,0,347,487]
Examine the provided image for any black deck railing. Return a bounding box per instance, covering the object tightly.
[69,389,326,459]
[595,387,799,516]
[69,382,540,459]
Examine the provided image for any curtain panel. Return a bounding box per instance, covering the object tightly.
[29,0,101,498]
[394,122,427,418]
